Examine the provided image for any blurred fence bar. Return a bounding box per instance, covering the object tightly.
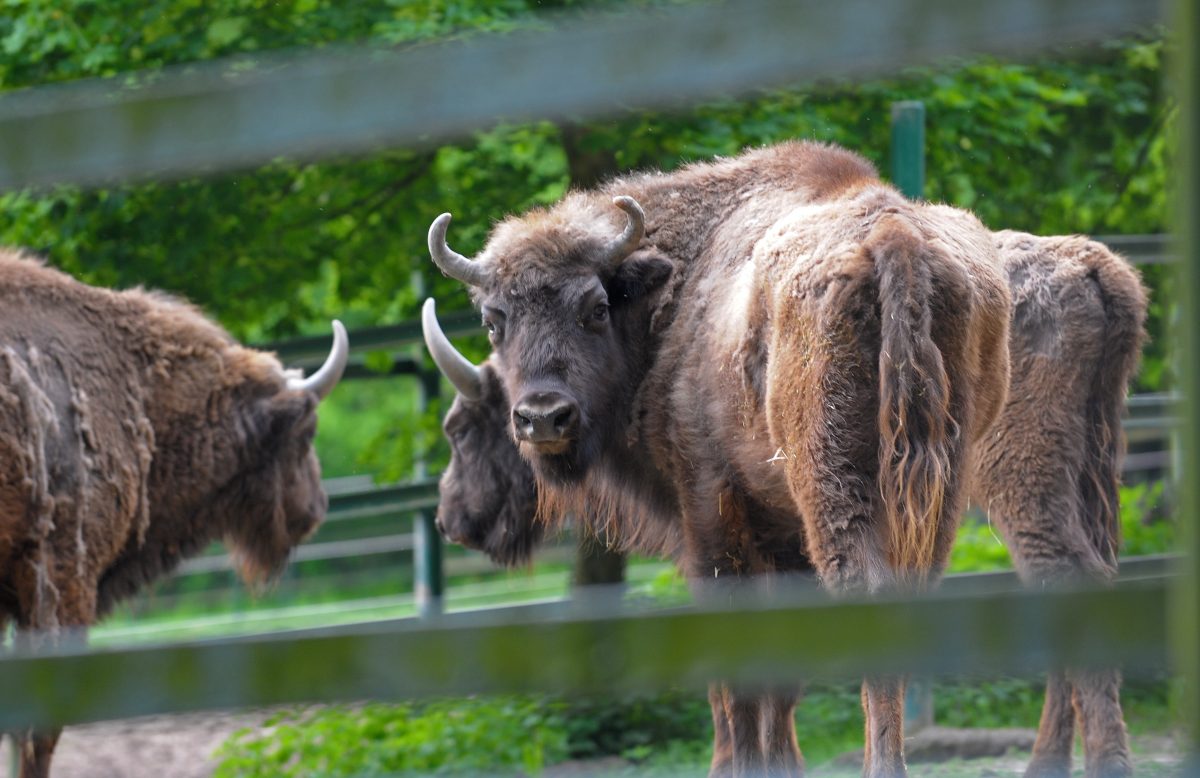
[0,578,1168,730]
[1174,0,1200,765]
[0,0,1160,190]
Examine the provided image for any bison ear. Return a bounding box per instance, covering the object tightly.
[610,249,674,303]
[262,390,318,445]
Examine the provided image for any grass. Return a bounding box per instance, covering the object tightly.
[211,678,1184,776]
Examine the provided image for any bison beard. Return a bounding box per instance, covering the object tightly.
[424,141,1145,778]
[0,250,347,778]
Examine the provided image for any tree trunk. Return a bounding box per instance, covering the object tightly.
[561,122,629,595]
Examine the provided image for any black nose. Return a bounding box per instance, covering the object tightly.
[513,392,579,443]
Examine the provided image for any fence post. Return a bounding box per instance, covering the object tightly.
[891,100,935,735]
[562,122,629,599]
[890,101,926,199]
[414,364,445,619]
[1173,0,1200,767]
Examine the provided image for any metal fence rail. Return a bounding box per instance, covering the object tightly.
[0,0,1160,190]
[0,577,1168,730]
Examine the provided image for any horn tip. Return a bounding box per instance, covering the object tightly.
[612,195,644,216]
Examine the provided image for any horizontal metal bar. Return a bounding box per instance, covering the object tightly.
[0,0,1160,190]
[1095,233,1176,264]
[266,311,480,367]
[1125,416,1181,432]
[1127,392,1181,410]
[176,533,417,576]
[1123,449,1171,473]
[0,578,1167,729]
[326,479,440,522]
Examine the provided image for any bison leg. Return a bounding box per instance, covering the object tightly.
[16,729,60,778]
[708,683,735,778]
[861,676,907,778]
[708,683,803,778]
[1023,670,1076,778]
[720,687,768,777]
[762,686,803,776]
[1071,668,1132,778]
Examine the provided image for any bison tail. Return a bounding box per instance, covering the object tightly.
[1077,243,1148,572]
[872,217,958,587]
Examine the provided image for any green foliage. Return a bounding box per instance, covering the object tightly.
[0,2,1172,478]
[213,698,570,777]
[1119,480,1175,556]
[214,677,1180,774]
[559,690,711,761]
[625,565,692,606]
[947,516,1015,573]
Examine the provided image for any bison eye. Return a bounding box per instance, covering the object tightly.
[592,303,609,323]
[482,315,503,343]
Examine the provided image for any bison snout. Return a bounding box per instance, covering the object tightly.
[513,392,579,445]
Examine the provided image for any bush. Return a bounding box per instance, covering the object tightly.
[213,698,569,778]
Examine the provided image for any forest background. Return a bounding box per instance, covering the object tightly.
[0,0,1171,481]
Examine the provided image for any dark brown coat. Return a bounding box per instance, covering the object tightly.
[0,251,341,777]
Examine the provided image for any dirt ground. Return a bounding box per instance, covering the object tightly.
[0,713,1187,777]
[0,709,274,778]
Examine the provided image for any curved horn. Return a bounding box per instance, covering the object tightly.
[421,298,483,401]
[602,196,646,269]
[289,320,349,400]
[428,213,490,287]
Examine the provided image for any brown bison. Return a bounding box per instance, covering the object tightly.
[0,250,348,778]
[423,225,1147,778]
[423,140,1014,777]
[420,141,1142,778]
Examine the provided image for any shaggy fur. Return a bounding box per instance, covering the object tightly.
[430,148,1146,778]
[0,251,332,778]
[970,231,1146,778]
[429,141,1012,777]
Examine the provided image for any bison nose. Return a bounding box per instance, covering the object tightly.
[513,393,579,443]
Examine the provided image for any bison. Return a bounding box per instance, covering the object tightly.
[0,250,348,778]
[421,140,1014,777]
[422,141,1012,778]
[422,225,1147,778]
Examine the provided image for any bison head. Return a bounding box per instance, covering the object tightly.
[422,300,542,566]
[425,196,672,486]
[222,321,349,584]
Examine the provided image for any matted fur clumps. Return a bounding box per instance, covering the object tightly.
[0,250,330,634]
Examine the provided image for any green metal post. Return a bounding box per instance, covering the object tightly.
[892,100,934,734]
[1173,0,1199,767]
[891,101,926,199]
[414,365,445,619]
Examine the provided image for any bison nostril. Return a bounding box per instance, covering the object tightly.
[513,408,535,437]
[552,406,576,432]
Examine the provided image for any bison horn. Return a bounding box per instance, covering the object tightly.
[602,196,646,269]
[428,213,490,287]
[288,320,349,399]
[422,298,483,402]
